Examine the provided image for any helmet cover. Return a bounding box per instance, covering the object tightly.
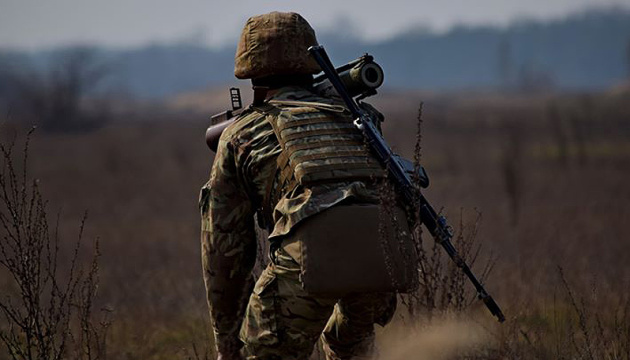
[234,12,320,79]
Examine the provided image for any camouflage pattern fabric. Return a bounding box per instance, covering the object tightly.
[265,99,385,201]
[240,246,396,360]
[200,86,391,358]
[234,12,320,79]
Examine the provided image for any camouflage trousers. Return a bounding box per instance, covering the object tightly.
[239,245,397,360]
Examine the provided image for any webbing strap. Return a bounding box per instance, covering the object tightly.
[276,151,291,172]
[268,100,347,113]
[287,139,364,152]
[291,149,370,163]
[278,116,352,131]
[297,161,383,175]
[279,148,372,189]
[277,138,366,171]
[279,163,295,191]
[282,127,358,142]
[280,159,384,190]
[251,103,283,229]
[297,163,386,183]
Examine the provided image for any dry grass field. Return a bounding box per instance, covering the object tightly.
[1,86,629,359]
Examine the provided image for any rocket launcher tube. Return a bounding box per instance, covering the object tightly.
[205,55,384,152]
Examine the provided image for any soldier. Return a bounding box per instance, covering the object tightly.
[200,12,404,360]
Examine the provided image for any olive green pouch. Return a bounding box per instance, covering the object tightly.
[281,204,419,295]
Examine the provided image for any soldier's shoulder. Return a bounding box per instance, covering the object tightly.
[269,89,348,117]
[271,86,339,106]
[270,86,383,120]
[221,107,269,141]
[270,99,347,115]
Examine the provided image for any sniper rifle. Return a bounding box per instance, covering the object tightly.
[308,45,506,323]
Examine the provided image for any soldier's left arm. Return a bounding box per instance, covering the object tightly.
[200,132,257,356]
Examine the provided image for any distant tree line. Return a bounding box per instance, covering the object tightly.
[0,47,111,132]
[1,8,629,99]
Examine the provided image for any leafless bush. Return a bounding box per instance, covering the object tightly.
[557,267,630,360]
[510,267,630,360]
[398,103,497,322]
[0,129,110,360]
[405,209,495,320]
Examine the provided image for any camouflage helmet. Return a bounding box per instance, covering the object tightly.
[234,12,320,79]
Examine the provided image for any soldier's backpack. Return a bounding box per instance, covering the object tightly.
[258,99,419,295]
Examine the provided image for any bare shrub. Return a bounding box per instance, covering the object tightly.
[0,129,110,359]
[557,267,630,360]
[510,267,630,360]
[398,103,497,323]
[405,209,495,321]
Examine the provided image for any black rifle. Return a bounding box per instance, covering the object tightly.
[308,45,505,323]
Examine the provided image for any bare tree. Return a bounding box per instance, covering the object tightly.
[11,48,110,132]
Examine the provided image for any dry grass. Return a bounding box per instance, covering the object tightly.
[1,88,629,359]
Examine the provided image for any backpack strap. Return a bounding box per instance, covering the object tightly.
[268,100,347,113]
[248,103,283,230]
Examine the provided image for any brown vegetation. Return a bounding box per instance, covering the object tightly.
[1,87,629,359]
[0,131,109,360]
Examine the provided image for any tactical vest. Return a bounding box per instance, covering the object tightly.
[258,100,386,222]
[257,100,419,295]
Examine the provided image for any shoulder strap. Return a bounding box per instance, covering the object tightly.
[247,103,284,230]
[268,100,347,113]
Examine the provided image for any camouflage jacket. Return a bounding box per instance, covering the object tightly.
[199,86,384,353]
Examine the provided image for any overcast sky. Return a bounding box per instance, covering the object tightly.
[1,0,628,50]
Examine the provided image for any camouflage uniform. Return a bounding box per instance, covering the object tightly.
[200,11,397,360]
[200,87,396,359]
